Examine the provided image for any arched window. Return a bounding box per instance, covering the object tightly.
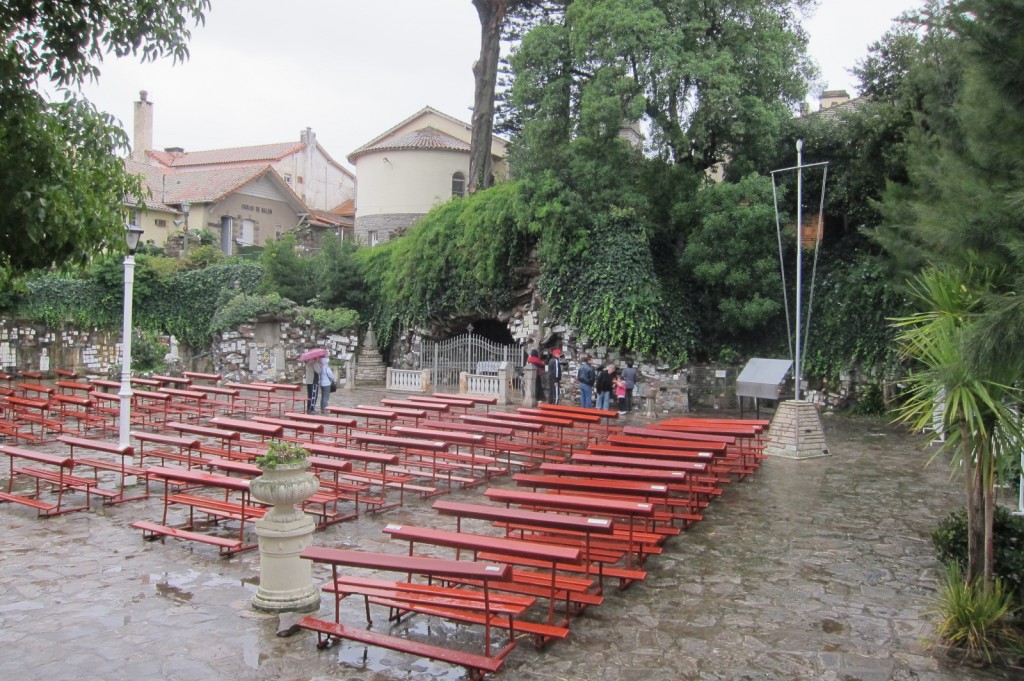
[451,171,466,199]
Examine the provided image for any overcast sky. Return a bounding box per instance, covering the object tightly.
[71,0,924,169]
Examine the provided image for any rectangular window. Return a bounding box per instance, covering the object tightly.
[154,219,167,227]
[369,230,379,247]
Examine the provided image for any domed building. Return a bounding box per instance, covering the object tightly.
[347,106,508,246]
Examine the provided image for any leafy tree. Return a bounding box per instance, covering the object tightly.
[312,231,366,312]
[562,0,814,173]
[880,0,1024,592]
[677,174,788,351]
[258,234,318,305]
[0,1,209,280]
[892,267,1022,590]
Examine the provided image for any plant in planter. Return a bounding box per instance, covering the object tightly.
[255,439,310,470]
[251,440,318,523]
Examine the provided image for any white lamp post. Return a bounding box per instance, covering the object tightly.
[119,225,145,450]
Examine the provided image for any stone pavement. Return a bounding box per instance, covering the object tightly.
[0,390,1018,681]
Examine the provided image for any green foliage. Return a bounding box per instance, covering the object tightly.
[1,1,209,280]
[297,307,360,333]
[311,231,366,310]
[258,234,318,305]
[931,561,1021,662]
[676,174,787,346]
[519,0,814,173]
[802,249,907,383]
[208,293,293,334]
[541,204,665,355]
[255,440,309,470]
[136,261,264,348]
[16,274,115,328]
[933,506,1024,604]
[363,182,531,338]
[179,244,223,270]
[131,329,166,372]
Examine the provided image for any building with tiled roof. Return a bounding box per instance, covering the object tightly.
[131,91,355,213]
[347,106,508,245]
[126,158,313,253]
[126,91,354,254]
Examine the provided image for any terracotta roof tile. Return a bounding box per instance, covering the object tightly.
[349,126,469,160]
[330,199,355,217]
[149,142,305,168]
[125,160,277,206]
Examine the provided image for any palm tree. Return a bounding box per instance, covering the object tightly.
[891,266,1022,589]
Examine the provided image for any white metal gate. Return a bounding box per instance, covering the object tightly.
[419,332,525,394]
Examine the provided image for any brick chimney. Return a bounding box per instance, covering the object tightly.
[132,90,153,162]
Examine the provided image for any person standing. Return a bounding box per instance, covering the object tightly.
[622,360,639,412]
[576,355,596,408]
[317,356,335,414]
[303,358,320,414]
[614,374,628,414]
[594,364,616,411]
[547,349,563,404]
[527,348,546,402]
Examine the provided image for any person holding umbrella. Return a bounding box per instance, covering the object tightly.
[317,356,336,414]
[299,348,327,413]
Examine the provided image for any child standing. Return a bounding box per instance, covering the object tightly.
[614,375,628,414]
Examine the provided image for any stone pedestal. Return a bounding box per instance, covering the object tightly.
[354,323,387,385]
[523,364,538,407]
[249,463,321,613]
[764,399,830,459]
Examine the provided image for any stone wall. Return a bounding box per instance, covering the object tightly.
[0,321,123,377]
[0,317,359,384]
[211,318,359,384]
[354,213,422,245]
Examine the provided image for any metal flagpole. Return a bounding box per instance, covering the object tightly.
[795,140,803,401]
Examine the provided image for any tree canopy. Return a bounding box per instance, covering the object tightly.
[0,1,209,281]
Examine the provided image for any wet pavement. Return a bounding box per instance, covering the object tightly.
[0,389,1018,681]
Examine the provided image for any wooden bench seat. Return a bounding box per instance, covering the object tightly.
[131,519,243,555]
[297,618,506,679]
[0,489,57,512]
[167,493,267,523]
[132,431,207,468]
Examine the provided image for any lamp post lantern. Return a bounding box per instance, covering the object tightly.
[119,225,145,450]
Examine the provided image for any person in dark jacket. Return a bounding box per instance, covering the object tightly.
[595,364,616,411]
[547,349,563,404]
[577,356,596,408]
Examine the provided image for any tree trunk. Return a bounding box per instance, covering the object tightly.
[961,418,984,585]
[470,0,506,194]
[981,438,996,590]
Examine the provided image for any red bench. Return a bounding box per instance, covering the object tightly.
[132,431,206,468]
[137,465,264,555]
[58,435,145,503]
[0,444,116,515]
[382,522,582,629]
[298,547,516,678]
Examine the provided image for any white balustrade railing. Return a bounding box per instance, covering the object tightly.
[385,368,430,392]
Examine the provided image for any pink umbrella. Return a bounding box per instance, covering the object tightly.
[298,348,327,362]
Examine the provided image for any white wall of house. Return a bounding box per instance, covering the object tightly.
[271,129,355,211]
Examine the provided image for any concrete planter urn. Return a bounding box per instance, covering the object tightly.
[249,460,320,523]
[250,442,321,613]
